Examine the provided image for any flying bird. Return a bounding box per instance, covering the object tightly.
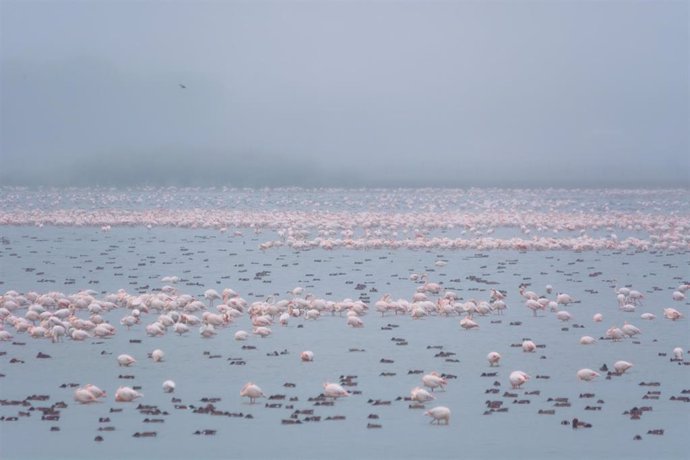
[179,83,186,89]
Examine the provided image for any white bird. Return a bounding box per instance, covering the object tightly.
[234,330,249,341]
[74,388,100,404]
[151,349,164,362]
[620,303,636,312]
[522,340,536,353]
[162,380,176,393]
[300,351,314,362]
[556,311,572,321]
[606,326,625,341]
[0,330,13,341]
[410,386,435,404]
[173,322,189,335]
[593,313,603,322]
[613,360,633,374]
[425,406,451,425]
[253,326,272,338]
[487,351,501,366]
[347,316,364,328]
[199,324,217,338]
[673,347,684,360]
[204,289,221,307]
[525,299,543,316]
[240,382,265,403]
[664,308,683,321]
[556,293,572,305]
[621,322,641,337]
[579,336,596,345]
[115,386,143,402]
[323,382,350,399]
[84,384,106,399]
[460,316,479,330]
[305,309,320,320]
[576,368,600,381]
[117,354,136,367]
[279,312,290,326]
[509,371,529,389]
[422,372,447,392]
[71,329,90,341]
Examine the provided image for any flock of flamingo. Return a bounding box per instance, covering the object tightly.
[1,275,687,428]
[1,187,688,457]
[1,187,688,253]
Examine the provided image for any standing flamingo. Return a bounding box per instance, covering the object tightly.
[509,371,530,389]
[240,382,265,404]
[425,406,451,424]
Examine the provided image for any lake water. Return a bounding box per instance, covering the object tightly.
[1,188,688,459]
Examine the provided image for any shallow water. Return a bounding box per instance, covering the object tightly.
[1,189,689,460]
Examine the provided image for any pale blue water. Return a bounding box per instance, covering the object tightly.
[0,189,688,460]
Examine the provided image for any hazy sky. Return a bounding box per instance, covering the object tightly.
[1,0,687,187]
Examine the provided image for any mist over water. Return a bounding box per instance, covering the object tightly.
[1,1,688,188]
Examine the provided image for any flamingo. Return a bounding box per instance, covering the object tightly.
[410,387,435,404]
[84,384,106,399]
[491,289,505,301]
[279,312,290,326]
[522,340,536,353]
[556,311,572,321]
[628,290,644,305]
[204,289,221,307]
[425,406,451,425]
[487,351,501,366]
[613,360,633,374]
[519,286,539,301]
[199,324,217,338]
[74,388,100,404]
[253,326,272,338]
[460,316,479,330]
[234,330,249,341]
[556,293,573,306]
[347,316,364,328]
[525,299,543,317]
[162,380,176,393]
[621,322,641,337]
[420,274,441,294]
[422,372,447,392]
[323,382,349,399]
[115,386,143,402]
[71,329,90,341]
[663,308,683,321]
[375,296,392,316]
[240,382,265,404]
[117,354,136,367]
[576,369,600,381]
[509,371,529,389]
[606,326,625,341]
[580,336,596,345]
[151,349,164,362]
[300,351,314,362]
[173,322,190,335]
